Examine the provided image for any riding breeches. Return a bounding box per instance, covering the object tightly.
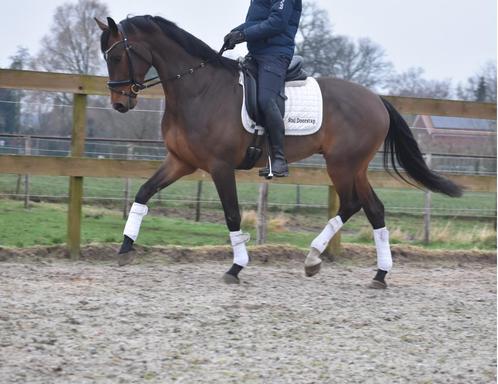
[253,54,290,128]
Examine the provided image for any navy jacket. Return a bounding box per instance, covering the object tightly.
[234,0,302,59]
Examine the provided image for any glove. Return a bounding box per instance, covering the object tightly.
[223,31,246,50]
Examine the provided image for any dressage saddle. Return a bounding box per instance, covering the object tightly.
[239,55,308,126]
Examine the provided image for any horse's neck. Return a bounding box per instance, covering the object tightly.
[151,45,236,115]
[151,45,211,97]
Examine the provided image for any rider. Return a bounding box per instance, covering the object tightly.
[224,0,302,177]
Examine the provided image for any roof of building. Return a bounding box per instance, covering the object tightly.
[430,116,496,131]
[413,115,496,132]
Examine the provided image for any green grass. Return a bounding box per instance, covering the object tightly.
[0,174,495,215]
[0,199,495,250]
[0,200,315,249]
[0,173,495,250]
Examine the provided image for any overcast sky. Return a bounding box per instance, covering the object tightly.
[1,0,496,83]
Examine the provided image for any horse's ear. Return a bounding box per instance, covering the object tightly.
[94,17,108,32]
[107,17,119,37]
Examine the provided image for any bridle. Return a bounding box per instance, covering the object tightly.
[104,25,162,98]
[103,24,230,99]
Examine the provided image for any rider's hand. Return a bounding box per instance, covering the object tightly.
[224,31,246,50]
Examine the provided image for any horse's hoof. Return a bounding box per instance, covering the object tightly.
[368,279,387,289]
[305,261,322,277]
[117,250,135,267]
[222,273,240,285]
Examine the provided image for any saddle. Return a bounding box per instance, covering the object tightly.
[237,55,308,171]
[239,55,308,125]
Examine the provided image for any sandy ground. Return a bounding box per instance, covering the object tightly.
[0,245,496,384]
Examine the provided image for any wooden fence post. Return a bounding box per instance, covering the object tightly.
[296,184,301,211]
[424,154,432,244]
[325,185,341,257]
[123,144,133,220]
[67,94,87,258]
[23,136,31,208]
[16,137,23,196]
[195,180,203,222]
[256,182,269,245]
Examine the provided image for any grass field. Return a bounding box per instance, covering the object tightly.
[0,174,495,216]
[0,198,495,250]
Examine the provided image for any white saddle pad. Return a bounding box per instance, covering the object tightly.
[239,73,323,136]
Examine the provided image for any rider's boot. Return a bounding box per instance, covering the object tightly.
[258,102,289,178]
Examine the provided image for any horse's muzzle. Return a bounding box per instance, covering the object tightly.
[113,102,131,113]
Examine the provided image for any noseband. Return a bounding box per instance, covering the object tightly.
[104,26,162,98]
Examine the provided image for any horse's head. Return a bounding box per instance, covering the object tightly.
[96,17,153,113]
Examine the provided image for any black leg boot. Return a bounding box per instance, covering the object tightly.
[258,101,289,178]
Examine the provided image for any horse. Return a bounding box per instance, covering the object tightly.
[95,15,462,288]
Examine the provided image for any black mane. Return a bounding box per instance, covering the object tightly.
[121,15,239,73]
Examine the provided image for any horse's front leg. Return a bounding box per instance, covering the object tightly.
[118,153,195,266]
[210,163,249,284]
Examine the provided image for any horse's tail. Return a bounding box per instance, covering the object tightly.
[381,97,463,197]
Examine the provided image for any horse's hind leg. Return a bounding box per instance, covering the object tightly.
[118,153,195,265]
[210,162,248,284]
[305,161,362,277]
[355,172,392,289]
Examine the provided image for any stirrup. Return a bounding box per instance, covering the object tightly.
[264,154,274,179]
[258,163,289,178]
[258,150,272,178]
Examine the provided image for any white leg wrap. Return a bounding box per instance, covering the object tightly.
[230,230,250,267]
[123,203,148,242]
[374,227,393,272]
[310,216,344,254]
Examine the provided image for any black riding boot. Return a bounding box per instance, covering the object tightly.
[259,102,289,178]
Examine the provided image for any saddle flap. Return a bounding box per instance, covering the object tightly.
[239,58,260,125]
[239,55,309,124]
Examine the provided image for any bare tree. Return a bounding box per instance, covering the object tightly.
[386,67,453,99]
[456,61,497,102]
[34,0,108,75]
[332,37,393,89]
[17,0,109,138]
[295,1,340,76]
[296,1,393,90]
[0,48,32,134]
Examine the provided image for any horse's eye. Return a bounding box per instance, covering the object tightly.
[109,55,122,64]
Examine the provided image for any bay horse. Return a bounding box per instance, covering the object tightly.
[95,16,462,288]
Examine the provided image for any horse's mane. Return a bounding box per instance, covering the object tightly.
[121,15,239,73]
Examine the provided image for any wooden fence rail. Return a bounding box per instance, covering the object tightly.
[0,69,496,257]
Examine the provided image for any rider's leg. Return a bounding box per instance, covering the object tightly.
[255,55,291,177]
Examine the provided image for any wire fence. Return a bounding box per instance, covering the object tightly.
[0,174,495,219]
[0,133,496,176]
[0,96,496,220]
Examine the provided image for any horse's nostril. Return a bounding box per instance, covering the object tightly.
[113,103,128,113]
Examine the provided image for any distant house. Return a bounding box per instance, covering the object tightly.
[412,115,496,157]
[413,115,496,135]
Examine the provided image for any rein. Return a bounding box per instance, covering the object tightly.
[104,25,230,98]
